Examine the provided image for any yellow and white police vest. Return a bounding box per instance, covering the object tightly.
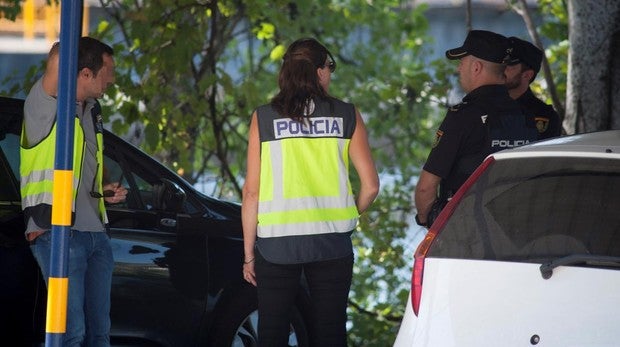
[256,99,359,239]
[20,113,107,227]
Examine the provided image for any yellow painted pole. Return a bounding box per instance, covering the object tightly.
[23,0,35,39]
[45,1,83,345]
[82,4,89,35]
[45,1,60,42]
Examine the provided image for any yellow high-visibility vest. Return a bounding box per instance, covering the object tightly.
[256,99,359,238]
[20,112,106,226]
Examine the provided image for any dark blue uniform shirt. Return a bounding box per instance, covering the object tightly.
[516,88,561,140]
[424,84,538,196]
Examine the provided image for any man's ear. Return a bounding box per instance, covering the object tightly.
[472,59,483,75]
[78,68,92,79]
[523,69,535,82]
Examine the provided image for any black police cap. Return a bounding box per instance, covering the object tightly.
[445,30,511,64]
[508,37,543,74]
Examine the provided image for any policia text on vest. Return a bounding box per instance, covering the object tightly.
[274,116,344,139]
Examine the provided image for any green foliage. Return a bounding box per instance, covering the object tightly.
[0,0,568,345]
[0,62,41,96]
[537,0,569,39]
[0,0,23,20]
[522,0,568,106]
[0,0,61,20]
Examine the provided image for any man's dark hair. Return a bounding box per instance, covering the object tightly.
[78,37,114,76]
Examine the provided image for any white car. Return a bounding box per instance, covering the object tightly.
[394,130,620,347]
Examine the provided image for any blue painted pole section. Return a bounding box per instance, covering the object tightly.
[47,1,83,346]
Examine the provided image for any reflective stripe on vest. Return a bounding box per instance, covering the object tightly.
[257,136,359,238]
[95,130,107,223]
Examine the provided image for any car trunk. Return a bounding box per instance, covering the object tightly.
[413,258,620,346]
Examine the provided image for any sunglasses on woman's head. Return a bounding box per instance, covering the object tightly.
[325,60,336,73]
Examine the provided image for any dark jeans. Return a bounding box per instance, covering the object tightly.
[30,230,113,347]
[256,251,354,347]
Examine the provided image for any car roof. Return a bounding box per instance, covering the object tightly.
[492,130,620,160]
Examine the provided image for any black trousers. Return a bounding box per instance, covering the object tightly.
[255,251,354,347]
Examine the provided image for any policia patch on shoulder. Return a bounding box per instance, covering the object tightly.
[432,130,444,148]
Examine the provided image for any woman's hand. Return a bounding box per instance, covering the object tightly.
[243,258,257,286]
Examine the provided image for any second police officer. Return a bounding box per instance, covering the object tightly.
[415,30,538,228]
[505,36,562,140]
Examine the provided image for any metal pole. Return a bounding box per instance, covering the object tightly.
[46,1,83,346]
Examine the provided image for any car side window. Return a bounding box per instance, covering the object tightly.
[0,133,24,245]
[430,157,620,261]
[0,133,20,184]
[103,154,158,211]
[0,133,20,203]
[102,132,203,214]
[0,156,17,202]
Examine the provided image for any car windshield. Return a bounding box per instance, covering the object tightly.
[428,156,620,263]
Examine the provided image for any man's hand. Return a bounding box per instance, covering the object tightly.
[41,42,60,97]
[103,182,128,204]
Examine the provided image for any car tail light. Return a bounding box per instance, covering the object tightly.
[411,236,432,316]
[410,156,495,316]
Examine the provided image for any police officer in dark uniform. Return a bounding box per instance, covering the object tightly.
[414,30,538,228]
[506,36,562,140]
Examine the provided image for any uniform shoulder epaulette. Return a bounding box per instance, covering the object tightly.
[448,101,468,112]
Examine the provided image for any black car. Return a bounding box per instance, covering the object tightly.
[0,96,311,346]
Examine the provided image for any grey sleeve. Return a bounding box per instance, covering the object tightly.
[23,78,57,146]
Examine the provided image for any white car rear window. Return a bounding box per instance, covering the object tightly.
[428,156,620,262]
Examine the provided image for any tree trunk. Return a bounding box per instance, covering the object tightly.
[565,0,620,134]
[612,27,620,129]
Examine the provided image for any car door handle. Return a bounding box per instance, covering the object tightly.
[160,218,177,228]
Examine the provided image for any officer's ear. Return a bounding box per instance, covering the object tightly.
[522,68,535,83]
[471,58,484,75]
